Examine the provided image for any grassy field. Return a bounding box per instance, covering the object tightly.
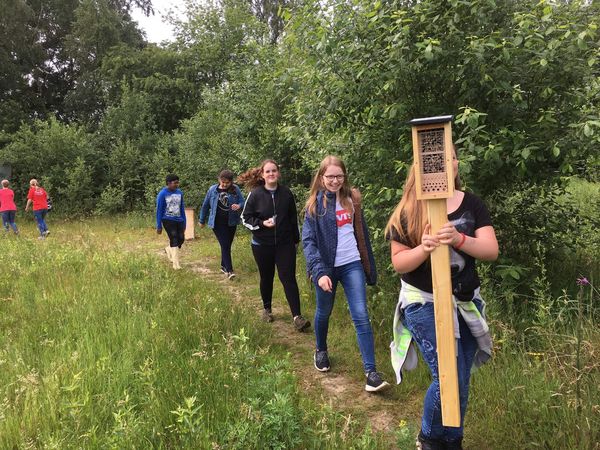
[0,216,391,449]
[0,214,598,449]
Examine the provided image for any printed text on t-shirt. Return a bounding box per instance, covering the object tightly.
[336,209,352,227]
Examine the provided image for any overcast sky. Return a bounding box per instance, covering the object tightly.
[131,0,185,44]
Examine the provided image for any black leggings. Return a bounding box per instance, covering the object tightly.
[213,224,237,272]
[162,219,185,248]
[251,241,302,317]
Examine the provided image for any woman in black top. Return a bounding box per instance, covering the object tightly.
[239,159,310,331]
[386,147,498,449]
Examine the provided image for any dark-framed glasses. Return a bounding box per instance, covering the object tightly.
[323,174,345,181]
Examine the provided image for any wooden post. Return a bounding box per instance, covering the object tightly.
[409,115,460,427]
[184,208,195,240]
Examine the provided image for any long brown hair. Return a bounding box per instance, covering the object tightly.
[304,155,354,217]
[385,146,462,247]
[236,159,278,190]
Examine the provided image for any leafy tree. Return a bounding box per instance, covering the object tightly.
[100,44,203,132]
[247,0,298,44]
[0,0,151,129]
[0,118,99,209]
[0,0,45,132]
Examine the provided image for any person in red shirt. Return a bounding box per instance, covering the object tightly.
[25,178,50,239]
[0,179,19,234]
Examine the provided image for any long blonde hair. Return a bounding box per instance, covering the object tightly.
[385,148,462,248]
[384,165,426,248]
[236,159,278,190]
[304,155,354,217]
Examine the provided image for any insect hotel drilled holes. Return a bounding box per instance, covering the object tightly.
[409,115,460,427]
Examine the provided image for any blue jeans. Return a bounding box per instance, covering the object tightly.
[2,211,18,232]
[33,209,48,236]
[314,260,376,373]
[402,300,481,441]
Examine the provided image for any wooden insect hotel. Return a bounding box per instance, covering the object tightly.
[409,115,460,427]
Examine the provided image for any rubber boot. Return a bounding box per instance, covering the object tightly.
[171,246,181,270]
[165,246,173,262]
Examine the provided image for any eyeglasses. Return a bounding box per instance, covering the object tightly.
[323,174,345,181]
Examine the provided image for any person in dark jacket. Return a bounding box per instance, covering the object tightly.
[239,159,310,331]
[302,155,389,393]
[156,174,186,270]
[199,169,245,279]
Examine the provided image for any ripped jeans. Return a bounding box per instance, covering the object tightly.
[402,299,481,442]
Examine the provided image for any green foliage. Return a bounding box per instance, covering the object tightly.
[94,181,127,215]
[100,44,204,132]
[0,118,100,210]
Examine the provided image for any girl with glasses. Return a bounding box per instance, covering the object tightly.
[302,155,389,392]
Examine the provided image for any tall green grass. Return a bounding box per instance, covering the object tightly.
[0,222,385,449]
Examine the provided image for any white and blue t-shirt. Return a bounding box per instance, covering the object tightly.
[334,199,360,267]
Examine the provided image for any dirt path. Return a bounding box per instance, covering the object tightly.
[158,241,419,448]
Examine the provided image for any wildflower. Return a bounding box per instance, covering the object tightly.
[576,276,590,286]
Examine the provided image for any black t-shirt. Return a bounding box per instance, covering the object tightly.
[390,192,493,300]
[215,187,230,225]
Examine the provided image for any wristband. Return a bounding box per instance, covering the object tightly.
[454,232,467,250]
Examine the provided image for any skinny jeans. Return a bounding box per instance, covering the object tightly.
[402,299,481,442]
[33,209,48,236]
[251,241,301,317]
[313,260,376,373]
[2,211,18,232]
[212,223,237,273]
[162,219,185,248]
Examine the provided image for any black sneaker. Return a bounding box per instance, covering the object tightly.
[365,371,390,393]
[314,350,330,372]
[220,267,227,275]
[444,437,463,450]
[293,315,310,331]
[227,272,236,280]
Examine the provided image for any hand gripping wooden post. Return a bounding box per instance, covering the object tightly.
[409,115,460,427]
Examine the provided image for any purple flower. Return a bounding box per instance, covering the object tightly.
[576,276,590,286]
